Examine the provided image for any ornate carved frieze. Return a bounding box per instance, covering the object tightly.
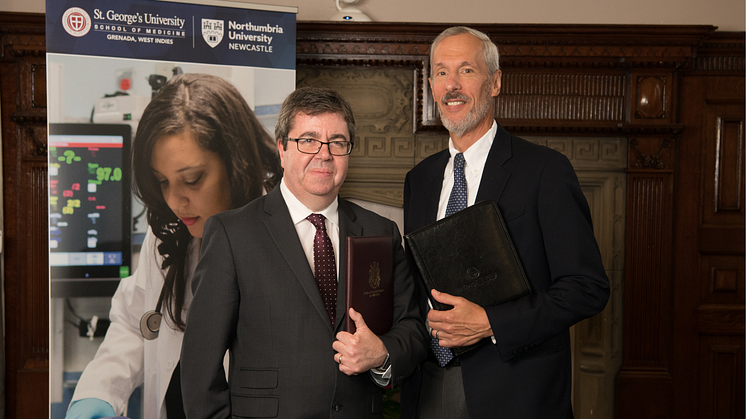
[525,136,628,171]
[297,67,415,134]
[0,16,46,59]
[497,73,627,122]
[692,33,746,73]
[296,23,715,63]
[629,138,673,170]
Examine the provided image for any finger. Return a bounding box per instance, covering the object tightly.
[349,307,369,334]
[332,339,347,354]
[427,310,446,327]
[431,289,461,306]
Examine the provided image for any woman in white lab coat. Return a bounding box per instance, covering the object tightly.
[66,73,281,419]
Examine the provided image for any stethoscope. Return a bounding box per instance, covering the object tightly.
[140,284,166,340]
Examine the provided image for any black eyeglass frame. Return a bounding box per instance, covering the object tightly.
[284,137,353,156]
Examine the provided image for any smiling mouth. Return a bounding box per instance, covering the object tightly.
[442,93,469,108]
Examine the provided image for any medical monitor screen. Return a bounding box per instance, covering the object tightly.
[49,123,132,294]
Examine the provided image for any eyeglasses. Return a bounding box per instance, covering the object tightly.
[285,137,353,156]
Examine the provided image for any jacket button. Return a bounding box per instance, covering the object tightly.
[333,403,342,412]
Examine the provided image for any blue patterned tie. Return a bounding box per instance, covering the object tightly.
[431,152,467,367]
[446,153,468,217]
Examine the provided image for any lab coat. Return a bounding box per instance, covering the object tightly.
[70,227,200,419]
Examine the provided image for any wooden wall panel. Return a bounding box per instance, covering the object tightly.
[698,336,744,419]
[623,172,673,366]
[0,12,49,419]
[703,104,744,226]
[672,34,745,419]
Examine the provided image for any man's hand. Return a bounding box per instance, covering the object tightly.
[428,289,492,348]
[333,308,388,376]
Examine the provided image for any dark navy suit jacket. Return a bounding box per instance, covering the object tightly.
[401,124,610,419]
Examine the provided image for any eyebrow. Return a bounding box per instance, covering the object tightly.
[434,60,476,68]
[296,131,349,141]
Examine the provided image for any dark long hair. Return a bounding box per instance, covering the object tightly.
[132,73,280,330]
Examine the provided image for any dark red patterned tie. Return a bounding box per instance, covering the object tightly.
[307,213,337,324]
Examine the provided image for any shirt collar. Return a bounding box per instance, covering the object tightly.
[280,178,339,227]
[448,120,497,168]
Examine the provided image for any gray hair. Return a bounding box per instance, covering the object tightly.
[430,26,500,79]
[275,86,356,149]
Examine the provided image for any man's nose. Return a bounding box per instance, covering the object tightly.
[315,142,333,159]
[445,73,461,92]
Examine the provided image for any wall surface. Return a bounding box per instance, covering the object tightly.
[2,0,745,31]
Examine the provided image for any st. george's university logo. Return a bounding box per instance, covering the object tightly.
[202,19,224,48]
[62,7,92,37]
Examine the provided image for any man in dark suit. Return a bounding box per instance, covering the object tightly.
[401,27,610,419]
[181,87,428,419]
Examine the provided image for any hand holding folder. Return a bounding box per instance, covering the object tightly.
[404,201,532,354]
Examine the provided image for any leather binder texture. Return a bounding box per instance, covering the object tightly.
[345,235,393,335]
[404,201,531,353]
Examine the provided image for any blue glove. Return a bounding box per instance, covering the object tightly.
[65,398,116,419]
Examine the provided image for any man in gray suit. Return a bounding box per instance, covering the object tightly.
[181,87,428,419]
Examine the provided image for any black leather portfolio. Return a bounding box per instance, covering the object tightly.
[404,201,532,354]
[344,235,393,335]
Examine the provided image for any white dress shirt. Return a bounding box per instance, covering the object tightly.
[280,179,341,278]
[437,120,497,221]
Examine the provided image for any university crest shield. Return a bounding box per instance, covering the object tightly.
[201,19,224,48]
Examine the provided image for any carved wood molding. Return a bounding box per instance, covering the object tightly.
[692,32,746,73]
[0,13,46,59]
[297,23,716,59]
[629,138,674,170]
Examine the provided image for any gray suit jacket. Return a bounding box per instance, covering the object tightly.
[181,186,428,419]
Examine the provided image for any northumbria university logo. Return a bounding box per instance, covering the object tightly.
[62,7,91,37]
[202,19,224,48]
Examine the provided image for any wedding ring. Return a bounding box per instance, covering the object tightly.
[338,354,343,364]
[435,330,440,339]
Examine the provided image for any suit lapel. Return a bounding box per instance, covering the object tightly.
[476,125,512,205]
[423,151,450,225]
[335,199,362,333]
[262,188,336,332]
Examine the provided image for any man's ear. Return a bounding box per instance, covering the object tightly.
[491,70,502,98]
[277,138,286,167]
